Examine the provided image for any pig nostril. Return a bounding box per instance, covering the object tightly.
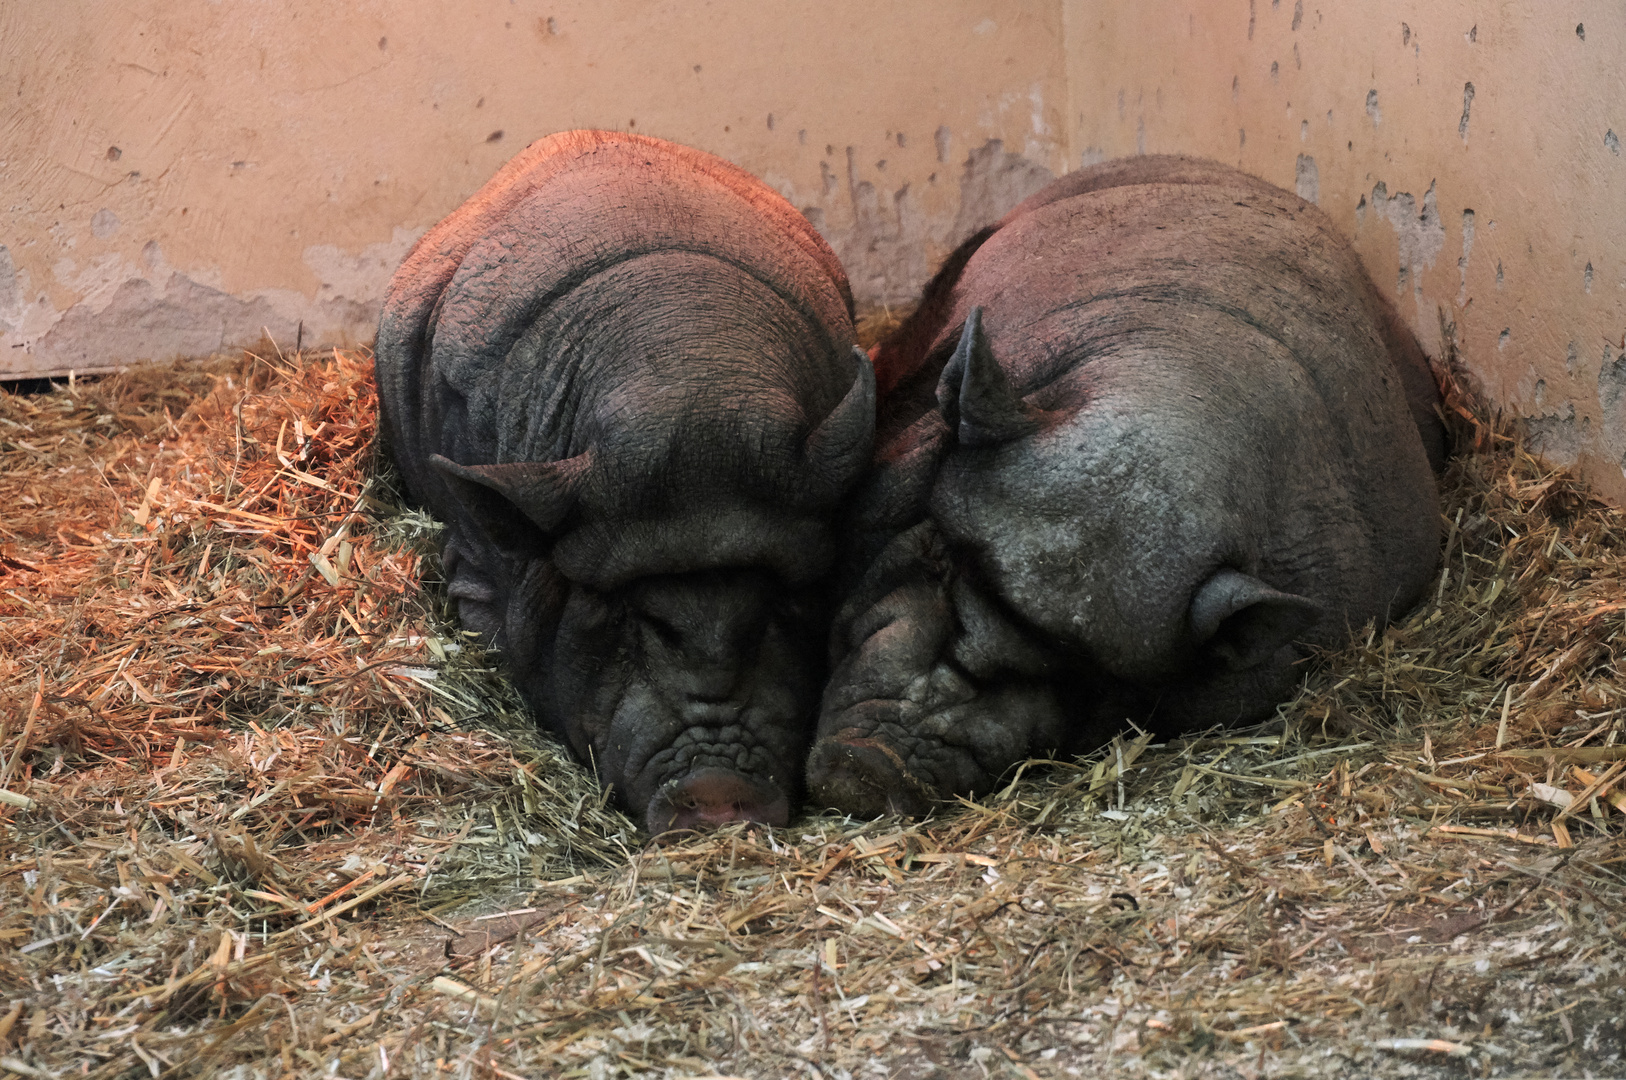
[647,767,790,833]
[807,733,935,818]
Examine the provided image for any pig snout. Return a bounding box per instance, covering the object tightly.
[592,569,822,835]
[647,767,791,833]
[806,728,936,819]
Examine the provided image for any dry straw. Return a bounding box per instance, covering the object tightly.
[0,327,1621,1078]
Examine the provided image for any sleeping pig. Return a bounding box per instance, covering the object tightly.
[375,130,873,833]
[808,155,1445,817]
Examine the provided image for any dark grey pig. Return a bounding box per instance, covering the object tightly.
[375,130,874,833]
[808,155,1444,817]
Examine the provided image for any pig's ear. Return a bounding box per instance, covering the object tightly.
[430,452,593,534]
[803,347,877,496]
[936,307,1042,447]
[1189,568,1323,671]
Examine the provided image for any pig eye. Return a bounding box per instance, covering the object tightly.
[773,591,819,625]
[638,612,683,647]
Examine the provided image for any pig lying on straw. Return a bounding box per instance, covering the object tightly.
[808,155,1445,817]
[376,130,874,833]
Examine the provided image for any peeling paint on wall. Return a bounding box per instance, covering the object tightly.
[89,210,120,241]
[5,1,1619,500]
[302,230,426,310]
[2,0,1070,375]
[1525,403,1587,466]
[795,138,1056,309]
[1601,351,1626,473]
[1367,180,1445,319]
[13,229,421,377]
[815,145,932,308]
[35,274,294,372]
[948,140,1057,248]
[1294,153,1318,204]
[0,247,22,336]
[1063,1,1626,503]
[1456,209,1474,307]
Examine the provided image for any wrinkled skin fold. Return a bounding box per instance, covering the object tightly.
[809,155,1446,817]
[375,131,874,833]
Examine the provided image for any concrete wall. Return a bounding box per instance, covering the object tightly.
[4,2,1623,500]
[0,0,1067,377]
[1063,0,1626,502]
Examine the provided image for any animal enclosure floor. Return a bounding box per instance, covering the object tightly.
[0,345,1622,1080]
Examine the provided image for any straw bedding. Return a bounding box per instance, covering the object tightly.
[0,325,1621,1079]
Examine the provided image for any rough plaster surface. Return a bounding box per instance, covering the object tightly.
[0,1,1066,375]
[801,138,1057,308]
[1063,0,1626,502]
[4,2,1620,502]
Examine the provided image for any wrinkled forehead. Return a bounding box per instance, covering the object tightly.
[550,503,835,591]
[546,398,843,588]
